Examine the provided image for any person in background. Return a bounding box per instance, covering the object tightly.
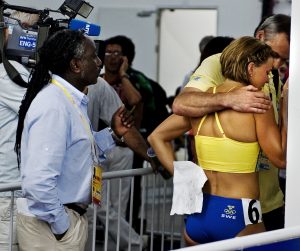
[103,36,142,126]
[172,14,290,231]
[0,11,39,251]
[14,29,133,251]
[85,38,166,250]
[148,36,287,245]
[199,35,215,54]
[84,36,149,250]
[116,35,169,136]
[198,36,234,67]
[279,78,289,199]
[113,35,170,231]
[85,78,148,250]
[278,62,289,198]
[101,36,141,226]
[102,35,169,233]
[181,35,214,88]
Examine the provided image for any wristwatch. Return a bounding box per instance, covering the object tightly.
[108,127,125,143]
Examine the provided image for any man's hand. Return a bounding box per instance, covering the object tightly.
[119,56,129,77]
[111,105,134,137]
[225,85,272,113]
[54,230,67,241]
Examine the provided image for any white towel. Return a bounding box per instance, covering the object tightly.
[170,161,207,215]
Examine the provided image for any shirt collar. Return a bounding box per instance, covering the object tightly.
[52,74,88,106]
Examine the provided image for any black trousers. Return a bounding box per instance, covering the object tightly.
[262,206,285,231]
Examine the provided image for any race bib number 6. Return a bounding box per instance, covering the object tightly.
[242,198,262,225]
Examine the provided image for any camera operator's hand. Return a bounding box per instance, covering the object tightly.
[119,56,129,78]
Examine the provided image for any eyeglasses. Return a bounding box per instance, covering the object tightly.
[105,51,122,57]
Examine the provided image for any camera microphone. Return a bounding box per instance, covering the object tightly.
[69,19,101,36]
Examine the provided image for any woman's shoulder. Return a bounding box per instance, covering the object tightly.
[215,81,243,93]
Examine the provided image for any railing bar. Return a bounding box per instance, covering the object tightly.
[0,167,154,193]
[116,178,122,251]
[139,175,146,251]
[104,180,110,251]
[9,191,14,251]
[128,177,135,251]
[170,215,175,249]
[92,204,98,251]
[103,167,153,179]
[160,181,167,251]
[0,167,189,250]
[150,174,156,251]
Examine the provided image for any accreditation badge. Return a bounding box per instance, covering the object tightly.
[256,150,270,171]
[92,164,102,205]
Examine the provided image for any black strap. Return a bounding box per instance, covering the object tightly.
[0,6,28,88]
[272,69,280,95]
[64,203,87,216]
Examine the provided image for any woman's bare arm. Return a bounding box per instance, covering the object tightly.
[254,104,286,169]
[147,114,191,175]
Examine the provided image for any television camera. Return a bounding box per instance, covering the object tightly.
[0,0,101,67]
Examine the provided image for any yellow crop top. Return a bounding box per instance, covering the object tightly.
[194,88,260,173]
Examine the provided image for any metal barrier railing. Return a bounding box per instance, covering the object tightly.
[175,225,300,251]
[0,165,184,251]
[3,138,300,251]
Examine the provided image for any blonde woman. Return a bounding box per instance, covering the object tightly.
[148,36,287,245]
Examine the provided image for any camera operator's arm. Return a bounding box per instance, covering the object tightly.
[1,12,32,114]
[1,61,30,110]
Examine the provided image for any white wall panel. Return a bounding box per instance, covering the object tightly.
[285,0,300,228]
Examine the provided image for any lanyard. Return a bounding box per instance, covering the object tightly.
[51,79,99,164]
